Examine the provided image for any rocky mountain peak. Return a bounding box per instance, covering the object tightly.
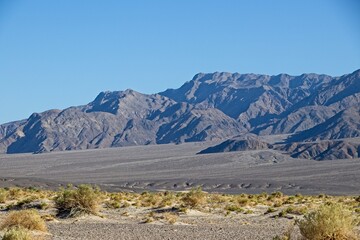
[1,69,359,157]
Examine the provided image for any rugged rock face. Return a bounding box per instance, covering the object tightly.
[161,70,360,134]
[198,135,360,160]
[198,134,271,154]
[1,69,359,156]
[2,90,245,154]
[288,106,360,142]
[279,141,360,160]
[0,120,26,153]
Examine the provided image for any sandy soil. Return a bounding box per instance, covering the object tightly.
[47,215,293,240]
[0,205,299,240]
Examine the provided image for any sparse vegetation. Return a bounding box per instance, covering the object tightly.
[0,209,47,232]
[225,205,244,213]
[55,184,101,217]
[272,223,294,240]
[0,189,9,203]
[163,212,178,224]
[297,203,359,240]
[0,185,358,239]
[182,187,206,208]
[265,207,277,214]
[2,227,33,240]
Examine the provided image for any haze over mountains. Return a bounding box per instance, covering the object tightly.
[1,69,359,159]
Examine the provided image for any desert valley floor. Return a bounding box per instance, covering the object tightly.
[0,141,359,195]
[0,141,360,239]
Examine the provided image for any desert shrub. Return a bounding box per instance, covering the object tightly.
[259,192,268,199]
[271,191,283,198]
[7,188,25,201]
[244,209,254,214]
[0,209,47,232]
[298,203,358,240]
[144,216,154,223]
[265,207,277,214]
[247,194,255,199]
[122,201,130,208]
[138,193,162,207]
[285,206,307,215]
[182,187,206,208]
[295,193,303,198]
[2,227,33,240]
[159,192,176,207]
[109,193,124,202]
[236,197,250,206]
[278,210,287,218]
[207,194,226,205]
[284,196,296,204]
[163,212,178,224]
[105,200,121,209]
[225,205,244,213]
[273,200,283,207]
[10,197,37,210]
[0,189,8,203]
[55,184,101,217]
[317,194,326,198]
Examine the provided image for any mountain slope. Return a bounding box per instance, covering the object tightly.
[3,90,244,154]
[161,70,360,134]
[287,106,360,142]
[198,135,360,160]
[279,140,360,160]
[1,69,359,155]
[198,134,271,154]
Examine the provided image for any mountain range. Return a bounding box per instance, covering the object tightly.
[1,69,359,159]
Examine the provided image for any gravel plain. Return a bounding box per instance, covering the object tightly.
[0,142,359,239]
[0,142,359,195]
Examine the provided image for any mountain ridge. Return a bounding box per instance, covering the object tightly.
[1,69,359,158]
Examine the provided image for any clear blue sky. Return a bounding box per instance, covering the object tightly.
[0,0,359,124]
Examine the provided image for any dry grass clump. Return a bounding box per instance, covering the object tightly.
[236,196,250,207]
[297,203,359,240]
[105,200,121,209]
[265,207,277,214]
[182,187,206,208]
[0,189,9,203]
[137,192,162,207]
[2,226,33,240]
[163,212,178,224]
[0,209,47,232]
[55,184,101,217]
[142,210,179,224]
[225,205,244,213]
[158,191,177,207]
[207,193,227,204]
